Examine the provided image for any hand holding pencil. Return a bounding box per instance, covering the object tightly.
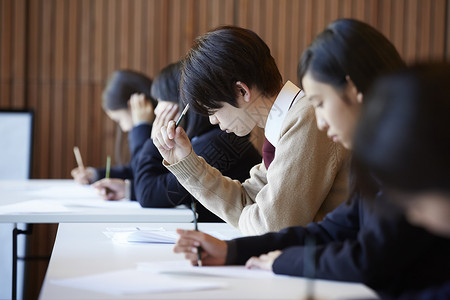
[153,104,193,165]
[173,228,228,267]
[71,146,95,185]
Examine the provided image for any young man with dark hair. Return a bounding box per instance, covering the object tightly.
[154,26,349,235]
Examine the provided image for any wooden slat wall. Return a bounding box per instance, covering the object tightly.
[0,0,449,298]
[1,0,449,180]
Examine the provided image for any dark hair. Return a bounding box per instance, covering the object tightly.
[354,63,450,194]
[102,70,155,111]
[181,26,282,115]
[298,18,406,200]
[151,61,182,104]
[298,19,405,97]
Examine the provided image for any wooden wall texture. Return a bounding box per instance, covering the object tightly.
[1,0,449,299]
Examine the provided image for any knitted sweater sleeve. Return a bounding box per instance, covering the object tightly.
[165,99,348,235]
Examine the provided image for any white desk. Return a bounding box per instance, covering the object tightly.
[0,180,193,223]
[0,180,193,300]
[39,223,379,300]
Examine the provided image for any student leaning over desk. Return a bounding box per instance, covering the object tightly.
[93,62,262,222]
[71,70,157,201]
[154,26,349,235]
[172,19,450,299]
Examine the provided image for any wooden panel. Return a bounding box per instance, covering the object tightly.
[0,0,12,108]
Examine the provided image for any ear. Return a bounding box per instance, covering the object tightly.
[345,75,364,104]
[235,81,251,104]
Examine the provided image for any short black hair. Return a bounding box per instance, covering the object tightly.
[102,70,155,111]
[298,19,405,98]
[354,63,450,193]
[181,26,282,115]
[151,61,182,104]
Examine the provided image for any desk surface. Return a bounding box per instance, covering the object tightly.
[39,223,378,300]
[0,180,192,223]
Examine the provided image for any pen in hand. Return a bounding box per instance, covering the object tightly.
[191,201,202,267]
[175,103,190,128]
[73,146,85,170]
[104,155,112,196]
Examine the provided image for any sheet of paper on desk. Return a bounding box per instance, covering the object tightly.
[137,260,278,279]
[25,184,97,198]
[0,200,71,214]
[104,227,238,244]
[50,269,226,296]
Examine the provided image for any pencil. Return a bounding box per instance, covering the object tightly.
[191,201,202,266]
[73,146,85,170]
[105,156,111,179]
[175,103,190,128]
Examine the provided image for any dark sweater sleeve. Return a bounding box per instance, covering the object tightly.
[392,282,450,300]
[128,123,152,172]
[94,164,133,181]
[232,194,450,297]
[230,198,361,266]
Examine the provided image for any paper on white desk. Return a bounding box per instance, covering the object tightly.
[50,269,226,295]
[25,184,97,198]
[0,200,71,214]
[104,227,236,244]
[104,227,178,244]
[138,260,278,279]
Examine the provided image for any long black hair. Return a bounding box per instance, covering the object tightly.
[297,18,406,200]
[102,70,155,111]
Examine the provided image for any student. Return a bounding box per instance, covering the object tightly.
[90,65,180,200]
[172,19,450,298]
[71,70,156,198]
[94,62,262,222]
[353,64,450,299]
[154,26,349,235]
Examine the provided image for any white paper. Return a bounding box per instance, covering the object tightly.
[103,227,237,244]
[50,269,226,295]
[138,260,278,279]
[25,184,97,198]
[61,198,141,209]
[0,200,71,214]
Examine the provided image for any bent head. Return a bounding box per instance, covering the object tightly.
[298,18,405,149]
[102,70,154,132]
[181,26,282,136]
[353,63,450,237]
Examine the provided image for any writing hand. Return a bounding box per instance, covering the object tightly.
[92,178,126,200]
[71,167,95,185]
[173,229,228,266]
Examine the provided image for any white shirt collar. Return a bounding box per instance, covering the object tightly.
[264,81,304,147]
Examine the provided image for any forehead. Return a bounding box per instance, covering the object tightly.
[302,73,340,99]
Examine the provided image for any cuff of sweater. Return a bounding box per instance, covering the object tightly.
[163,150,204,181]
[225,240,237,265]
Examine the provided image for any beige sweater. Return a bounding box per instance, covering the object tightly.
[165,96,349,235]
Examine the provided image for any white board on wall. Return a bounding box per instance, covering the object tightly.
[0,110,33,180]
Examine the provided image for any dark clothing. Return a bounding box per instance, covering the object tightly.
[387,282,450,300]
[94,123,151,200]
[134,111,261,222]
[262,138,275,169]
[227,194,450,298]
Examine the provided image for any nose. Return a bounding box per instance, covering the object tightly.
[209,114,219,125]
[315,112,328,131]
